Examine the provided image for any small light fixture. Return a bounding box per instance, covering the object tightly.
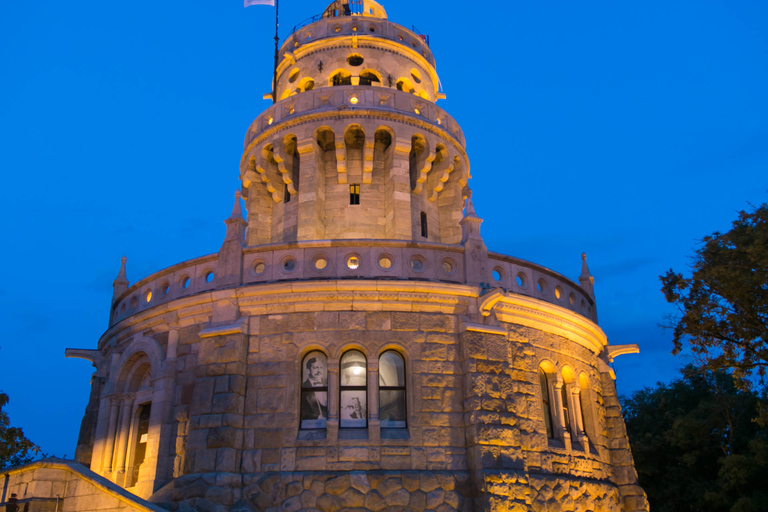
[414,108,420,115]
[350,96,358,104]
[268,117,273,125]
[437,118,442,125]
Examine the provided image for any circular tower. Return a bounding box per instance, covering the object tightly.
[67,2,649,511]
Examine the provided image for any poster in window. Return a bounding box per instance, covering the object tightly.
[340,390,367,428]
[301,351,328,429]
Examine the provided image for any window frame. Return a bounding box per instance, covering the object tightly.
[339,350,368,429]
[378,350,408,429]
[300,351,329,430]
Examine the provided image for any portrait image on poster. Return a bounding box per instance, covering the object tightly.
[340,390,367,428]
[300,351,328,429]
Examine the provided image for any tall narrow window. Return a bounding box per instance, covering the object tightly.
[340,350,367,428]
[128,403,151,486]
[284,183,291,203]
[300,351,328,429]
[560,384,571,433]
[539,369,554,439]
[420,212,428,238]
[350,184,360,205]
[379,351,407,428]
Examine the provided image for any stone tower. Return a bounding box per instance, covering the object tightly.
[42,1,649,511]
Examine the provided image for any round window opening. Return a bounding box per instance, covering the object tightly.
[378,255,392,270]
[515,273,527,288]
[314,256,328,270]
[145,290,152,303]
[555,286,562,300]
[283,258,297,272]
[205,271,214,283]
[347,255,360,270]
[410,257,424,272]
[181,276,191,289]
[130,297,138,308]
[288,68,300,83]
[569,293,576,305]
[253,262,266,275]
[161,282,170,295]
[492,267,505,283]
[347,54,364,66]
[442,259,454,275]
[537,278,547,293]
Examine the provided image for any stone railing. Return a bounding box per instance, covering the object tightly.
[487,252,596,322]
[281,17,436,68]
[244,86,465,148]
[111,241,595,326]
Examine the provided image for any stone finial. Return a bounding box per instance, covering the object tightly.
[224,190,247,245]
[460,191,484,245]
[112,256,129,304]
[579,252,595,298]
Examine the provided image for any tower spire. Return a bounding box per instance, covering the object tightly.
[112,256,129,304]
[579,252,595,298]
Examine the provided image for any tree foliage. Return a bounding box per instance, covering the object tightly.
[623,368,768,512]
[660,202,768,383]
[0,391,41,469]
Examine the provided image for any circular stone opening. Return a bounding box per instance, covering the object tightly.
[515,273,527,288]
[145,290,152,303]
[555,286,562,300]
[410,256,425,272]
[130,296,138,308]
[181,275,191,289]
[288,68,300,83]
[537,278,547,293]
[253,261,266,275]
[161,282,170,295]
[314,256,328,270]
[205,271,214,283]
[347,255,360,270]
[569,293,576,305]
[378,255,392,270]
[282,257,297,272]
[442,258,455,275]
[492,267,505,283]
[347,54,364,66]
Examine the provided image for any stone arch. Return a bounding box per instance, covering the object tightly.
[344,124,367,184]
[329,69,352,86]
[578,371,596,445]
[396,77,415,94]
[359,69,382,86]
[297,77,315,92]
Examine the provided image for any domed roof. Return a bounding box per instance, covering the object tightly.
[322,0,387,19]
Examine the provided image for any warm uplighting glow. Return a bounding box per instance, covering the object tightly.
[268,117,273,125]
[347,256,360,269]
[350,96,358,104]
[414,108,420,115]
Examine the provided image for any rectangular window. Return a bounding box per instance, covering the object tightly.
[350,184,360,205]
[284,183,291,203]
[420,211,428,238]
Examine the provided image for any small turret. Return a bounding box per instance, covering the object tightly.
[460,192,488,286]
[111,256,129,304]
[579,252,595,298]
[218,191,247,287]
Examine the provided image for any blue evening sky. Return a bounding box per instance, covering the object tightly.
[1,0,766,457]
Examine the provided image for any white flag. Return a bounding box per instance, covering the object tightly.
[244,0,275,6]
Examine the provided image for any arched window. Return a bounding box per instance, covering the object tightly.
[300,351,328,429]
[331,71,352,86]
[359,71,381,86]
[538,368,554,439]
[379,351,406,428]
[578,372,595,441]
[340,350,367,428]
[560,383,571,434]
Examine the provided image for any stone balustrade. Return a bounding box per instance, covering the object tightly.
[244,86,465,149]
[111,241,595,327]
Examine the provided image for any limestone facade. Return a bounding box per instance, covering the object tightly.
[5,1,649,511]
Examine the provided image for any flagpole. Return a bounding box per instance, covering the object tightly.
[272,0,279,104]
